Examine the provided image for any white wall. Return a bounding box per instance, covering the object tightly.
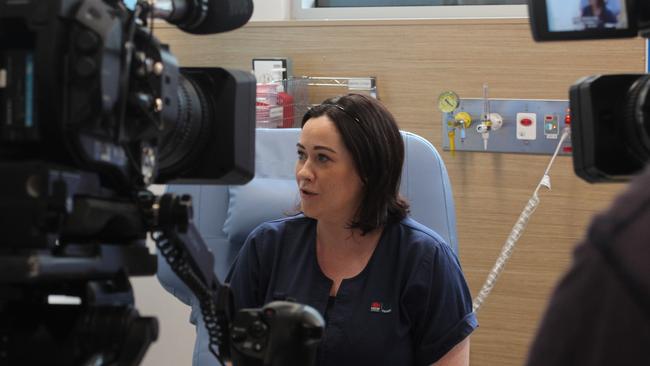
[251,0,291,21]
[132,276,195,366]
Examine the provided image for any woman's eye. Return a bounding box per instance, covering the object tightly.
[317,154,330,163]
[297,150,306,160]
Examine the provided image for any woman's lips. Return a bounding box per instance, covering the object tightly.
[300,188,318,198]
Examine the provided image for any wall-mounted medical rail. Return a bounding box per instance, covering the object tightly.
[298,76,378,99]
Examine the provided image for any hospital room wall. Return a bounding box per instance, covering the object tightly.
[153,19,643,366]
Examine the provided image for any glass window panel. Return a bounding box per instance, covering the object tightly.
[316,0,526,6]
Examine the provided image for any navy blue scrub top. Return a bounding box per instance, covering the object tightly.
[226,214,477,366]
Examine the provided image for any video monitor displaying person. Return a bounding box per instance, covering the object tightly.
[545,0,628,31]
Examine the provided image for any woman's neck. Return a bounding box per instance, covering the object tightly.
[315,219,384,293]
[316,219,378,250]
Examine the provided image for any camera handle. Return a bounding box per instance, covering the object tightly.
[149,193,233,365]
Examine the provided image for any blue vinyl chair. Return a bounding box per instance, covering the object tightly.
[158,128,458,365]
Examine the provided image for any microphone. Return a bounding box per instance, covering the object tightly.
[152,0,254,35]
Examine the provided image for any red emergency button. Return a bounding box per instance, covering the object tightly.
[520,118,533,126]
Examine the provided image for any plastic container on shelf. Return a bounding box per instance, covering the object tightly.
[256,102,283,128]
[256,82,282,128]
[276,84,294,128]
[256,82,279,106]
[255,77,310,128]
[284,77,310,128]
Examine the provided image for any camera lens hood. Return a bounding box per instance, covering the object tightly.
[623,75,650,162]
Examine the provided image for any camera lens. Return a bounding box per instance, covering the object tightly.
[157,73,213,177]
[623,75,650,162]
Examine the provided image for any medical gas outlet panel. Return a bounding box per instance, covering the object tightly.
[438,93,572,155]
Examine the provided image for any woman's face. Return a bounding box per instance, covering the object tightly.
[296,115,364,224]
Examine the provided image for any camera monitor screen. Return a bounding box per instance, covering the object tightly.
[529,0,637,40]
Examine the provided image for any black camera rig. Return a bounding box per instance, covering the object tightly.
[0,0,323,365]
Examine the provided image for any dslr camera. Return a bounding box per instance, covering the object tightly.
[0,0,323,365]
[528,0,650,182]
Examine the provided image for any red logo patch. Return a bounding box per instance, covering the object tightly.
[370,301,392,313]
[370,301,381,312]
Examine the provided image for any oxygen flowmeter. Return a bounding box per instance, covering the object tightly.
[476,83,503,150]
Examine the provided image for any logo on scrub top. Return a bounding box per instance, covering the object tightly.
[370,301,391,313]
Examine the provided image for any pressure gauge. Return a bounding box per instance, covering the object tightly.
[437,91,460,113]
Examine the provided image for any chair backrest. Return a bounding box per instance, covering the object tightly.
[157,128,457,365]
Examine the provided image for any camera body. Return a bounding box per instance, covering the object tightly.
[230,301,324,366]
[0,0,256,194]
[528,0,650,182]
[2,0,175,192]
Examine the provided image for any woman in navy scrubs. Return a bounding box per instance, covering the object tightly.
[227,93,477,366]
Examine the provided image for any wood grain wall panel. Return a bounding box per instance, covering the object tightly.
[155,19,643,366]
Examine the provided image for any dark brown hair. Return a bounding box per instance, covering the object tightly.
[301,93,409,234]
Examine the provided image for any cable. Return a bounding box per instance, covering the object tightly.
[472,128,570,313]
[153,230,228,366]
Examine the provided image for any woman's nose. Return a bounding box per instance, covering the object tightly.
[296,160,314,181]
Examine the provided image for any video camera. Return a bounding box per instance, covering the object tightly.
[528,0,650,182]
[0,0,323,365]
